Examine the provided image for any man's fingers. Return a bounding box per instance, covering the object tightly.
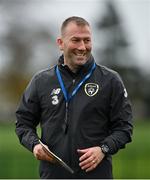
[86,163,97,172]
[78,146,105,172]
[79,158,98,171]
[80,160,95,169]
[78,151,92,161]
[79,156,95,166]
[33,144,55,163]
[77,148,89,154]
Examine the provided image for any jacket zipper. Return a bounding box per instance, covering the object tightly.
[63,79,76,134]
[64,79,75,134]
[64,102,69,134]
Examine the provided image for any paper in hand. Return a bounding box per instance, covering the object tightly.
[39,140,74,174]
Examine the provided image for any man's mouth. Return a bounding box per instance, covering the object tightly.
[74,52,86,57]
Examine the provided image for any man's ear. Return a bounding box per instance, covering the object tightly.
[56,37,63,51]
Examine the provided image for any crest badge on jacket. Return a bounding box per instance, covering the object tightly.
[84,83,99,97]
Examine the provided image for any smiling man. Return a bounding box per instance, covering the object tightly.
[15,16,133,179]
[57,19,92,72]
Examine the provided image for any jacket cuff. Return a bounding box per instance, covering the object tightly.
[32,139,40,152]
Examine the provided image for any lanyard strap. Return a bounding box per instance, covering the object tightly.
[55,62,96,102]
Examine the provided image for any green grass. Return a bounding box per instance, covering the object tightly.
[0,123,39,179]
[0,120,150,178]
[113,120,150,178]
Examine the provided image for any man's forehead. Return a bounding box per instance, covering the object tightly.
[63,23,91,38]
[63,22,91,34]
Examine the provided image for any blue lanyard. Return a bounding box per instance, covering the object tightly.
[55,62,96,103]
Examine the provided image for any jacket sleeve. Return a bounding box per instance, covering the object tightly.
[15,75,40,152]
[101,72,133,155]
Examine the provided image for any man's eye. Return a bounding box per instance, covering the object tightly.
[72,39,79,42]
[84,39,91,43]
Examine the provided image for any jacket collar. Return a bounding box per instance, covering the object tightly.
[58,54,95,77]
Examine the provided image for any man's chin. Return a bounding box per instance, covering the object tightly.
[76,58,87,65]
[76,61,86,67]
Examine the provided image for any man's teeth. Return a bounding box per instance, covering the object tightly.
[76,53,85,56]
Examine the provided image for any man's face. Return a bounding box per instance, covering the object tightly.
[57,22,92,69]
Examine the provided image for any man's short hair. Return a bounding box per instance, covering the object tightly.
[61,16,90,35]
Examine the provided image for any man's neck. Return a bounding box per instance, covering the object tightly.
[64,62,81,73]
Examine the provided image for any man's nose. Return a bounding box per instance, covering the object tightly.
[78,41,86,50]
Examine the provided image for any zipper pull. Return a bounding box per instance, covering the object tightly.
[72,79,75,85]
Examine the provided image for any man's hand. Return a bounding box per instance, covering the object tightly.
[77,146,105,172]
[33,144,55,163]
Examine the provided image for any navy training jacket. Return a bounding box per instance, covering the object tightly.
[15,55,133,179]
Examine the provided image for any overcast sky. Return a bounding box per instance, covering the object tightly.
[28,0,150,68]
[0,0,149,72]
[115,0,150,71]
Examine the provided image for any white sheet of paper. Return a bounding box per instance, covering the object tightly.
[39,140,74,174]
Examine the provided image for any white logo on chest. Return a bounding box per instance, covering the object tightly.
[51,88,61,105]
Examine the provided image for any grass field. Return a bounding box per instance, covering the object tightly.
[0,123,39,179]
[113,120,150,178]
[0,120,150,179]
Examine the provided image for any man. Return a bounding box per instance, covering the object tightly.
[15,16,133,179]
